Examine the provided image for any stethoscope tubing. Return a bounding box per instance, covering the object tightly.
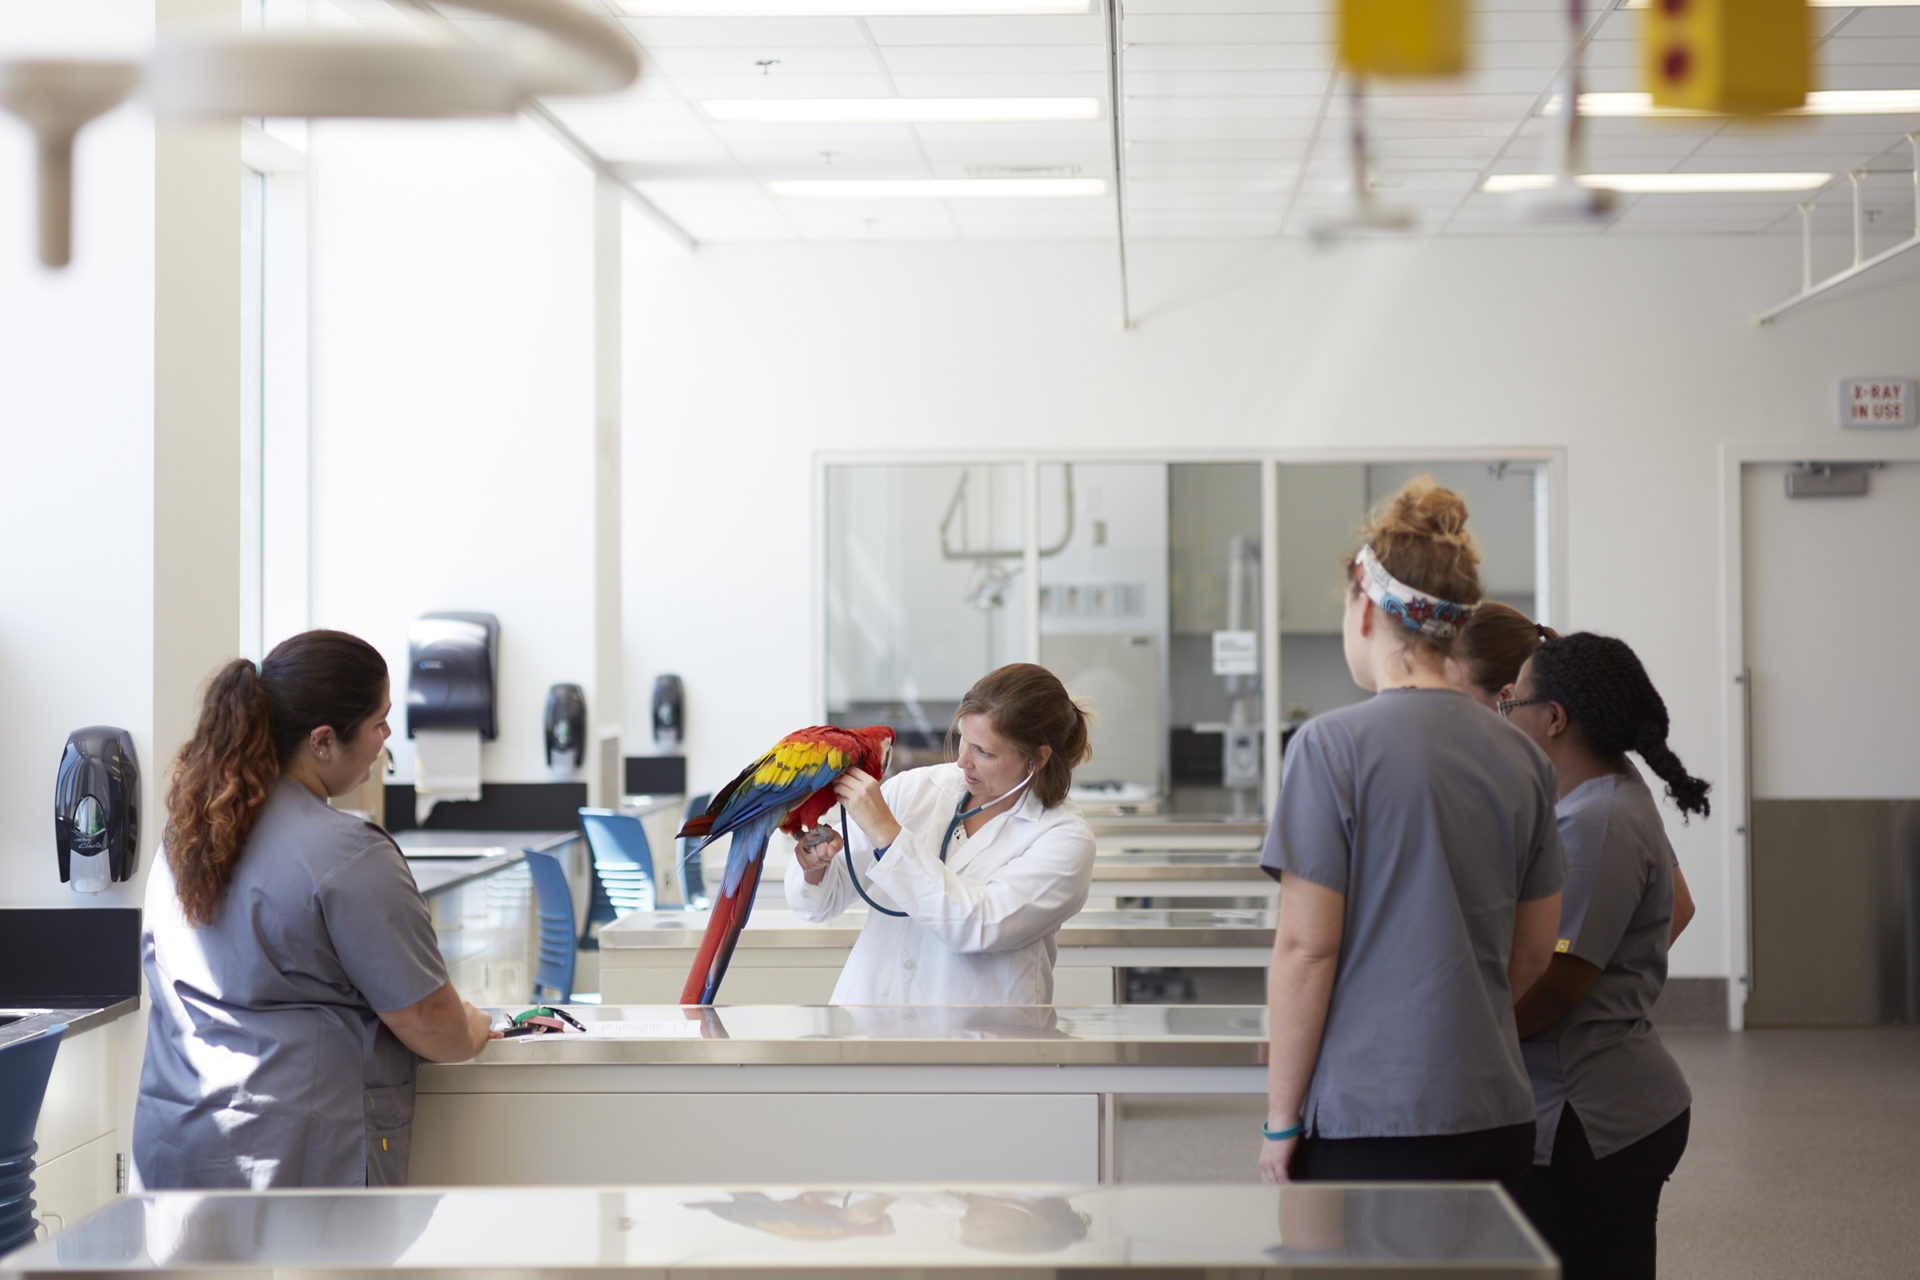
[839,771,1033,920]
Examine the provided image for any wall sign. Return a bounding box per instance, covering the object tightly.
[1212,630,1258,676]
[1838,378,1917,429]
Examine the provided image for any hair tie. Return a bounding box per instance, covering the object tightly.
[1353,545,1474,639]
[1535,623,1549,640]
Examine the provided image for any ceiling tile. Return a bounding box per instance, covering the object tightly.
[886,71,1111,96]
[643,45,880,76]
[619,16,867,47]
[864,15,1104,44]
[1122,14,1328,44]
[881,44,1106,74]
[1124,44,1332,73]
[664,73,896,98]
[1125,117,1322,141]
[1124,69,1333,95]
[1123,95,1328,121]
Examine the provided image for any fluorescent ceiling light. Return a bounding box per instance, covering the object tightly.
[1551,90,1920,117]
[703,97,1100,123]
[770,177,1106,197]
[1485,172,1831,193]
[621,0,1088,14]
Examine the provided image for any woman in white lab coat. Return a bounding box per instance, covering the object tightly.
[784,663,1096,1005]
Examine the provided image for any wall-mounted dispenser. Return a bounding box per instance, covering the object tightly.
[54,726,139,893]
[408,612,497,826]
[545,683,587,772]
[651,674,683,752]
[407,612,498,740]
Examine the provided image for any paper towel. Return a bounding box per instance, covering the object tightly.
[414,727,482,825]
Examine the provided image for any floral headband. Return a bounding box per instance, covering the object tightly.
[1353,544,1475,639]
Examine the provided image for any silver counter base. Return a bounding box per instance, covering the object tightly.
[3,1184,1556,1278]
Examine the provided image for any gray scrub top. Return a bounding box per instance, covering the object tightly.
[135,779,448,1189]
[1261,689,1566,1140]
[1521,768,1691,1164]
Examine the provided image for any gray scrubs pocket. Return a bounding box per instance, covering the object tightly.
[362,1084,415,1187]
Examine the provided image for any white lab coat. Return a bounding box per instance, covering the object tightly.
[784,763,1096,1005]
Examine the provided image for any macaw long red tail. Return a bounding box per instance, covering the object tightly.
[680,841,770,1006]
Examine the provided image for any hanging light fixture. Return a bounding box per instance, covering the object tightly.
[0,0,639,268]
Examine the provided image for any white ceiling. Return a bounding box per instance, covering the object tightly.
[473,2,1920,242]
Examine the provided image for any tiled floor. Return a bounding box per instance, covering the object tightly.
[1117,1026,1920,1279]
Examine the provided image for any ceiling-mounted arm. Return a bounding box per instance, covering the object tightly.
[940,464,1076,562]
[0,0,639,268]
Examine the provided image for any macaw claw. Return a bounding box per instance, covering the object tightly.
[797,824,837,852]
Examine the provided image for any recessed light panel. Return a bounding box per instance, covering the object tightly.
[1485,172,1832,193]
[770,177,1107,197]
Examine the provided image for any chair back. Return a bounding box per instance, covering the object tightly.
[679,792,713,908]
[577,809,656,918]
[522,848,577,1004]
[0,1022,68,1257]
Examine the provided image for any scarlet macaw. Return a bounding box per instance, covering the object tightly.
[677,724,894,1005]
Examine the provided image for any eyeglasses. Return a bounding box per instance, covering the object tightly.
[1496,696,1553,719]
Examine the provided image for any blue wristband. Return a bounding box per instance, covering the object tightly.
[1262,1120,1303,1141]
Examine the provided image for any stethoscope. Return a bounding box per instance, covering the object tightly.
[840,771,1034,919]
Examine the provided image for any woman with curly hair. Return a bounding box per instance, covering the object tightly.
[1502,632,1707,1280]
[134,630,494,1190]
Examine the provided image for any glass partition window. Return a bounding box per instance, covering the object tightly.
[1276,460,1545,731]
[824,464,1026,769]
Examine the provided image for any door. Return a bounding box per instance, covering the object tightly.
[1742,461,1920,1026]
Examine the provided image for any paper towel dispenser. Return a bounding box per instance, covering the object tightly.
[55,726,140,892]
[407,612,499,741]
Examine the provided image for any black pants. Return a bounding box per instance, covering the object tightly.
[1292,1121,1536,1199]
[1515,1106,1690,1280]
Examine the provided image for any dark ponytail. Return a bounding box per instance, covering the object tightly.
[164,630,388,925]
[1528,633,1711,820]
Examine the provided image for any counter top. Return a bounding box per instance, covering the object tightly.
[405,853,527,898]
[2,1183,1554,1276]
[599,908,1276,951]
[0,998,140,1053]
[1092,852,1271,881]
[447,1003,1268,1067]
[393,830,571,857]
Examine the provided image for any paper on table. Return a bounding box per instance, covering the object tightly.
[414,727,482,825]
[582,1021,705,1039]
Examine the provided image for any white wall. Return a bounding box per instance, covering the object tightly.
[621,233,1920,981]
[306,117,597,785]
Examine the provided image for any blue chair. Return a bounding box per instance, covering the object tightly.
[578,809,657,930]
[0,1023,68,1257]
[679,792,713,910]
[523,847,578,1004]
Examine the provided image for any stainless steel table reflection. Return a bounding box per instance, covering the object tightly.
[5,1183,1556,1277]
[596,908,1275,1005]
[410,1006,1268,1188]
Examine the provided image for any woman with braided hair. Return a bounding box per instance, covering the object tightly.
[1501,632,1706,1280]
[1258,479,1566,1191]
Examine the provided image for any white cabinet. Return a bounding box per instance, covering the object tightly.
[429,864,533,1008]
[29,1012,131,1238]
[1277,464,1369,633]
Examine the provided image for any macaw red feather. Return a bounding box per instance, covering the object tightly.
[676,723,894,1005]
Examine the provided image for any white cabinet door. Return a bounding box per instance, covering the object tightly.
[28,1133,117,1240]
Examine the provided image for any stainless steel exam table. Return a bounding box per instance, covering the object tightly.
[408,1004,1267,1186]
[1,1182,1556,1278]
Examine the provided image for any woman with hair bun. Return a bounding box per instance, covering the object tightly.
[787,662,1097,1006]
[135,630,495,1190]
[1259,479,1566,1190]
[1501,633,1705,1280]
